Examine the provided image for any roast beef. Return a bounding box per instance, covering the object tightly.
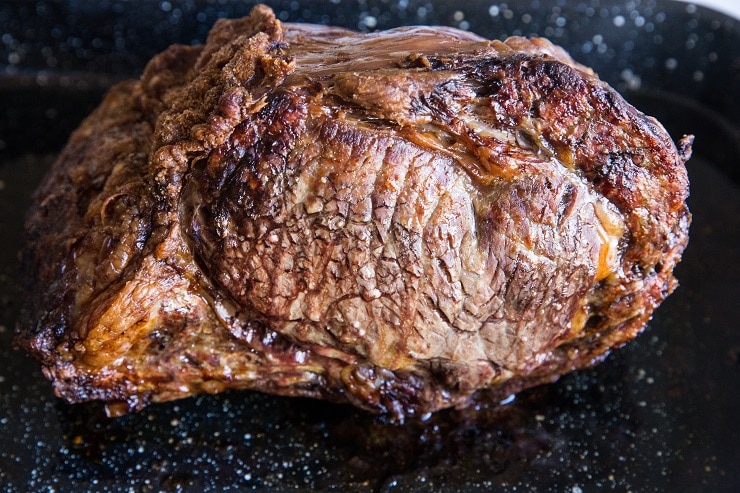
[16,5,692,419]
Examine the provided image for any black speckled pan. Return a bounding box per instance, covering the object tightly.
[1,1,739,491]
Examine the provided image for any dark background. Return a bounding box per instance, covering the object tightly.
[1,1,739,491]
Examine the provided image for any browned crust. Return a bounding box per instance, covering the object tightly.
[16,5,690,419]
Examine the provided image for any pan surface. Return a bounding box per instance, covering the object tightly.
[1,1,739,491]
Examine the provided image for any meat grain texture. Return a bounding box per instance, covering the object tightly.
[16,5,692,419]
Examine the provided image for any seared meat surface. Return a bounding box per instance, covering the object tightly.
[16,5,691,419]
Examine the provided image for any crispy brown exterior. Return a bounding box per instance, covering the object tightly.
[16,5,691,419]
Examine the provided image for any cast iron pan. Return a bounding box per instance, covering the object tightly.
[1,1,739,491]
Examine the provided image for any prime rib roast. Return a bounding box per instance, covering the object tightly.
[16,5,692,419]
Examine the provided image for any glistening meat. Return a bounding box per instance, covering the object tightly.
[16,5,692,419]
